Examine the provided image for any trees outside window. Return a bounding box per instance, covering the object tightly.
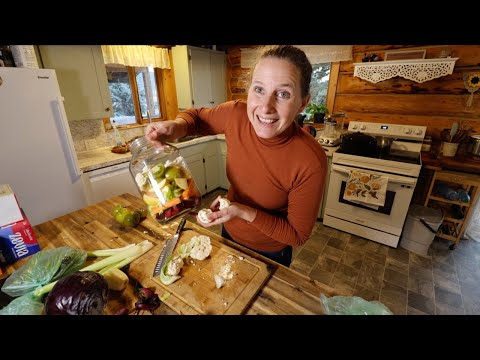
[105,64,165,126]
[309,63,331,106]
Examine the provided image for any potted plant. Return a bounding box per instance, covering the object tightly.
[305,103,329,123]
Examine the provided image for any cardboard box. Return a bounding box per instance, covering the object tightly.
[0,185,40,265]
[0,184,23,227]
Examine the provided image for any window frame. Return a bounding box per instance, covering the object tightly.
[103,65,168,130]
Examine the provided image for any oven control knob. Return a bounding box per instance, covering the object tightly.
[325,139,330,144]
[414,128,423,135]
[351,124,358,130]
[404,128,412,134]
[360,125,367,130]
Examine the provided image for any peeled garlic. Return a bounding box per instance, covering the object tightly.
[218,198,231,210]
[198,208,213,223]
[214,274,225,289]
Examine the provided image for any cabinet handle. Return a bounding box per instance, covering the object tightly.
[209,101,214,104]
[105,107,111,112]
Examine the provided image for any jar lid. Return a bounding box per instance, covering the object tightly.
[129,136,149,155]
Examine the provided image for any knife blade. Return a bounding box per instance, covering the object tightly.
[152,217,187,277]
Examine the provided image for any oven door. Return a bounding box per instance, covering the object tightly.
[324,164,417,236]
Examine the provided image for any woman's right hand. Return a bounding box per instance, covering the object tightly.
[145,118,188,148]
[145,121,177,148]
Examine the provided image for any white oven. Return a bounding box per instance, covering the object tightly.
[322,121,427,248]
[324,164,417,247]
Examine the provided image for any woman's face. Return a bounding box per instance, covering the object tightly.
[247,57,309,139]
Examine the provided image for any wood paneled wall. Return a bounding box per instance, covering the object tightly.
[224,45,480,140]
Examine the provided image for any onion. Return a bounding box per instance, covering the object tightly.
[45,271,109,315]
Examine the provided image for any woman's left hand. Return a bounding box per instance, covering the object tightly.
[196,201,257,227]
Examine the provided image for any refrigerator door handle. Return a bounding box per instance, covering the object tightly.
[54,96,82,178]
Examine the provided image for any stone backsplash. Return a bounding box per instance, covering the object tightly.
[69,118,145,152]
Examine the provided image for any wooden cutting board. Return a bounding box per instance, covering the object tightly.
[133,227,272,315]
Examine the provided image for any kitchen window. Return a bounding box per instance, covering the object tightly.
[103,64,167,129]
[309,62,331,106]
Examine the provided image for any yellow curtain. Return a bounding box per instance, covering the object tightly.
[101,45,170,69]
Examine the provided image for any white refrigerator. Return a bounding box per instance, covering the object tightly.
[0,67,87,226]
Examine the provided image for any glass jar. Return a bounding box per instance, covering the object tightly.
[422,136,432,152]
[129,136,201,223]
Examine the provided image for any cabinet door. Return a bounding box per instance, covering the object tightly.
[172,45,193,110]
[319,156,332,219]
[220,154,229,189]
[218,140,229,189]
[204,143,219,192]
[183,153,206,196]
[39,45,112,121]
[210,52,226,106]
[189,48,212,108]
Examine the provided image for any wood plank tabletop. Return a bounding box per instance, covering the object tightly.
[4,193,342,315]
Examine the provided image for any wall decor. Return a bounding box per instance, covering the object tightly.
[354,58,458,83]
[463,72,480,108]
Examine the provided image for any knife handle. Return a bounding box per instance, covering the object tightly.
[175,217,187,236]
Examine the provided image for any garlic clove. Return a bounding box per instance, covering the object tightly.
[214,274,225,289]
[218,198,231,210]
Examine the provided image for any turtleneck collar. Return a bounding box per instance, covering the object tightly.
[256,122,297,147]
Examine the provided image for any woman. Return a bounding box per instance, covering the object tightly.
[145,45,327,267]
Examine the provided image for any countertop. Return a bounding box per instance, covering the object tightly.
[421,151,480,174]
[78,134,225,173]
[77,133,333,172]
[5,193,341,315]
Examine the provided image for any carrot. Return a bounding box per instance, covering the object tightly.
[163,197,181,208]
[182,179,200,199]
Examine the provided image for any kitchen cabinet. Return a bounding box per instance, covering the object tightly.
[218,139,229,190]
[424,169,480,249]
[172,45,226,109]
[318,155,333,219]
[38,45,113,121]
[178,141,219,195]
[182,153,207,196]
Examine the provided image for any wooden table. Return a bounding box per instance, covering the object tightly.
[4,193,341,315]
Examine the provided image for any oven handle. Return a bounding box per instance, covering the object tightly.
[331,165,416,185]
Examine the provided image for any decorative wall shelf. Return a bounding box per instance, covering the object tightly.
[353,58,459,84]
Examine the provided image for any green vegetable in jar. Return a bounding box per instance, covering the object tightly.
[164,165,182,180]
[151,163,165,179]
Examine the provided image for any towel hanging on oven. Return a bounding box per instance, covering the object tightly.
[343,170,388,207]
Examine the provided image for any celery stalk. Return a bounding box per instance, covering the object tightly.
[99,241,154,275]
[86,244,135,257]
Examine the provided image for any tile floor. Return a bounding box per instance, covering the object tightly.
[196,189,480,315]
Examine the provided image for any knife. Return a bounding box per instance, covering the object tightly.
[152,217,187,277]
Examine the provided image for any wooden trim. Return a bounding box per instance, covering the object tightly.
[326,62,340,114]
[128,66,142,124]
[155,67,168,122]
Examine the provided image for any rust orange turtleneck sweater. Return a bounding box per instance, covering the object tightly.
[178,100,327,252]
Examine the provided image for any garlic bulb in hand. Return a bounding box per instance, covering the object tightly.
[198,208,213,223]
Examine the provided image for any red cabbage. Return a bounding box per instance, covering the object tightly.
[45,271,108,315]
